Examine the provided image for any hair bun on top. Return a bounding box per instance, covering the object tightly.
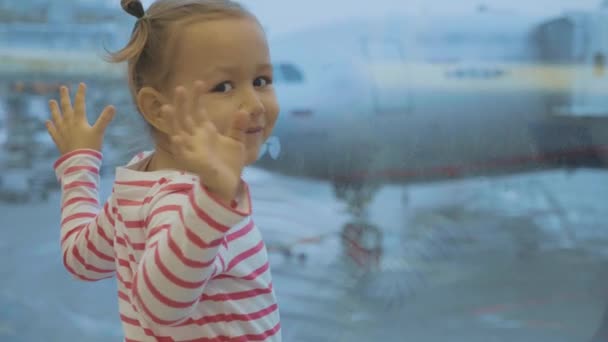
[121,0,146,19]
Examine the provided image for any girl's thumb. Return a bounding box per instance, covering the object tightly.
[95,105,116,132]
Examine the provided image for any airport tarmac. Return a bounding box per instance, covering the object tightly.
[0,166,607,342]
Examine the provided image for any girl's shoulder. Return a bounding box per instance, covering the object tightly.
[112,151,194,199]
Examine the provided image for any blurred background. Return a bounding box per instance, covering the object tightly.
[1,0,608,341]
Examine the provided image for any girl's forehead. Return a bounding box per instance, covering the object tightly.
[174,18,269,62]
[179,17,266,47]
[168,18,270,83]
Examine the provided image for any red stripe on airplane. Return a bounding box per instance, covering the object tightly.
[336,145,608,182]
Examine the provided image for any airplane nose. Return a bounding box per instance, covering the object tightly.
[271,61,315,130]
[262,92,320,165]
[274,85,316,131]
[273,102,315,138]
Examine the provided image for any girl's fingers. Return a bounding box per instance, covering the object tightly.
[183,113,196,135]
[162,104,178,135]
[59,86,73,121]
[193,81,210,124]
[74,83,87,121]
[174,86,187,130]
[196,106,210,126]
[170,135,184,152]
[177,88,195,135]
[48,100,63,127]
[192,81,206,119]
[45,121,61,148]
[186,83,197,123]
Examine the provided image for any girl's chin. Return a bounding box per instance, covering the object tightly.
[245,145,262,165]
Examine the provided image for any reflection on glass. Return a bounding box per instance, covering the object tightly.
[1,1,607,341]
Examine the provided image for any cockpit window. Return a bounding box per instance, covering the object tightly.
[273,63,304,83]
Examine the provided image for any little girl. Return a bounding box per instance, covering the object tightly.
[45,0,281,340]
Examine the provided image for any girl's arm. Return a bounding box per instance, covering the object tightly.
[130,178,251,327]
[54,149,116,281]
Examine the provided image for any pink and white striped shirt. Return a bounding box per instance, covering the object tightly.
[54,149,281,342]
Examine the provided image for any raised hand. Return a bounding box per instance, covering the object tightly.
[46,83,116,155]
[164,81,250,202]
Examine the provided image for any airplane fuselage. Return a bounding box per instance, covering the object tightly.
[254,13,608,186]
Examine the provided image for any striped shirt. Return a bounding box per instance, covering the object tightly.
[54,149,281,342]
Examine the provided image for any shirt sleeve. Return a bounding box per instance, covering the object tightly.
[54,149,116,281]
[130,177,251,326]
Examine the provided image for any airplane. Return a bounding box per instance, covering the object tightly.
[254,7,608,225]
[245,7,608,279]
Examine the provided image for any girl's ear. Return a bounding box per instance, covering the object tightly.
[136,86,171,134]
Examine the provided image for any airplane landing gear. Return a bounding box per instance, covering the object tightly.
[333,181,383,272]
[333,181,421,309]
[333,180,380,219]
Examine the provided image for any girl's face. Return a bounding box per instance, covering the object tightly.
[166,17,279,165]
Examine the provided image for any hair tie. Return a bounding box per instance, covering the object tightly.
[121,0,146,19]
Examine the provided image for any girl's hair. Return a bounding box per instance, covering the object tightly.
[107,0,258,109]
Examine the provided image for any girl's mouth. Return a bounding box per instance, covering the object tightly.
[246,127,263,134]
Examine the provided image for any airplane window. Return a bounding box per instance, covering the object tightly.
[3,2,608,342]
[274,63,304,83]
[280,63,304,82]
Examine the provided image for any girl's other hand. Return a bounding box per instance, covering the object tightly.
[46,83,116,155]
[164,80,249,202]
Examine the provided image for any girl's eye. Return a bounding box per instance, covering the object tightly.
[212,82,233,93]
[254,77,272,87]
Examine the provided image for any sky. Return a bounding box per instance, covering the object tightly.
[136,0,602,36]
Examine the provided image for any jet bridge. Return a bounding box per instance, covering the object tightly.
[535,11,608,118]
